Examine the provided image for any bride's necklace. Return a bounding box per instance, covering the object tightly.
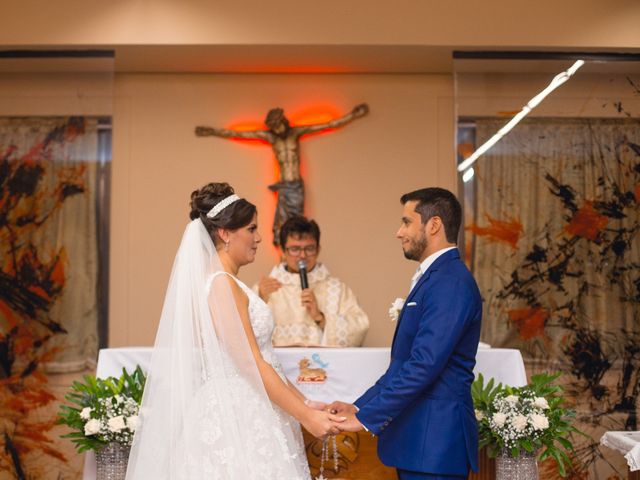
[316,435,338,480]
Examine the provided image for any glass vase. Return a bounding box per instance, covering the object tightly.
[495,448,539,480]
[95,442,131,480]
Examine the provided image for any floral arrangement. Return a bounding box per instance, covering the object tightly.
[57,366,146,452]
[472,372,580,477]
[388,298,405,322]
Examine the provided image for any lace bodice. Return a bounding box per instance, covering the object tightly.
[208,272,286,377]
[234,275,286,375]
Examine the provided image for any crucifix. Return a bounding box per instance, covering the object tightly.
[195,103,369,245]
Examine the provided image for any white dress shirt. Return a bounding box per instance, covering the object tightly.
[409,246,458,292]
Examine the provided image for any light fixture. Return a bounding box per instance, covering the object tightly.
[457,60,585,173]
[462,167,475,183]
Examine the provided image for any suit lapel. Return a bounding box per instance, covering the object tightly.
[390,249,461,352]
[390,269,434,349]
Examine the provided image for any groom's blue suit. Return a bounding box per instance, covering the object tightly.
[355,249,482,478]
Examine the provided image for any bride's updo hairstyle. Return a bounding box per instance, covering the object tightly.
[189,182,257,248]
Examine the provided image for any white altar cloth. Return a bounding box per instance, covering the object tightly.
[600,431,640,471]
[83,346,527,479]
[94,346,527,402]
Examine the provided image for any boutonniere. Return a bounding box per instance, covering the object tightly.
[388,298,405,322]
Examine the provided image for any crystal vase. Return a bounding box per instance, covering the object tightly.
[495,448,539,480]
[95,442,131,480]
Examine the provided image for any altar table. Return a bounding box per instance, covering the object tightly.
[601,431,640,479]
[83,346,527,479]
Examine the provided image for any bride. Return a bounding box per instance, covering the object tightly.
[125,182,344,479]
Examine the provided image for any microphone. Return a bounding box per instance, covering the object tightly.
[297,259,309,290]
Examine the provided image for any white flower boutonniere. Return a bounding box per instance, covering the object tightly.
[388,298,405,322]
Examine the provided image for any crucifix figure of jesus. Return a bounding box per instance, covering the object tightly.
[195,103,369,245]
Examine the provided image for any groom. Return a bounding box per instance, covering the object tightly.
[330,188,482,479]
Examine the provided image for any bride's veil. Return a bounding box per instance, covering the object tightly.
[125,219,307,479]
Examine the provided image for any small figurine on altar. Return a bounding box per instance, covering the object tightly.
[297,358,328,383]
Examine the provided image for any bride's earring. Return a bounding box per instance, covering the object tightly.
[224,240,230,252]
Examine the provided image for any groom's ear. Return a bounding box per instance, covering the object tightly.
[426,216,443,236]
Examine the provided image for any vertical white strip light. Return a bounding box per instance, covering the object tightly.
[459,59,585,181]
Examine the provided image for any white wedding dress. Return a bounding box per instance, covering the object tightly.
[186,272,312,480]
[125,220,311,480]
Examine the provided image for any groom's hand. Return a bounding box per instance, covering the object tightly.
[327,401,357,415]
[339,413,364,432]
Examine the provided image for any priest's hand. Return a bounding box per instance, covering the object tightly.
[301,289,324,328]
[326,401,357,415]
[258,277,282,301]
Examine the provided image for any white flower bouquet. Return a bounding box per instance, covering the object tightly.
[472,372,581,477]
[58,366,146,452]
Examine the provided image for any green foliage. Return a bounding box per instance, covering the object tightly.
[57,366,146,452]
[472,372,583,477]
[471,373,503,418]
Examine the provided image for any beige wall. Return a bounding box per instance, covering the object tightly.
[2,0,639,349]
[109,73,454,347]
[0,69,453,347]
[3,68,639,349]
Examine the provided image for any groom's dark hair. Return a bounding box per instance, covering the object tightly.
[400,188,462,243]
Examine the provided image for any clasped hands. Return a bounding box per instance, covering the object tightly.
[302,400,364,439]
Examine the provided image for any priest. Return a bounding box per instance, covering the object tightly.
[254,216,369,346]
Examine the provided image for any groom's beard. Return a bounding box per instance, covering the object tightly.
[403,233,427,261]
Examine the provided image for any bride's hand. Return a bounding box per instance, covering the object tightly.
[305,399,327,411]
[301,409,345,438]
